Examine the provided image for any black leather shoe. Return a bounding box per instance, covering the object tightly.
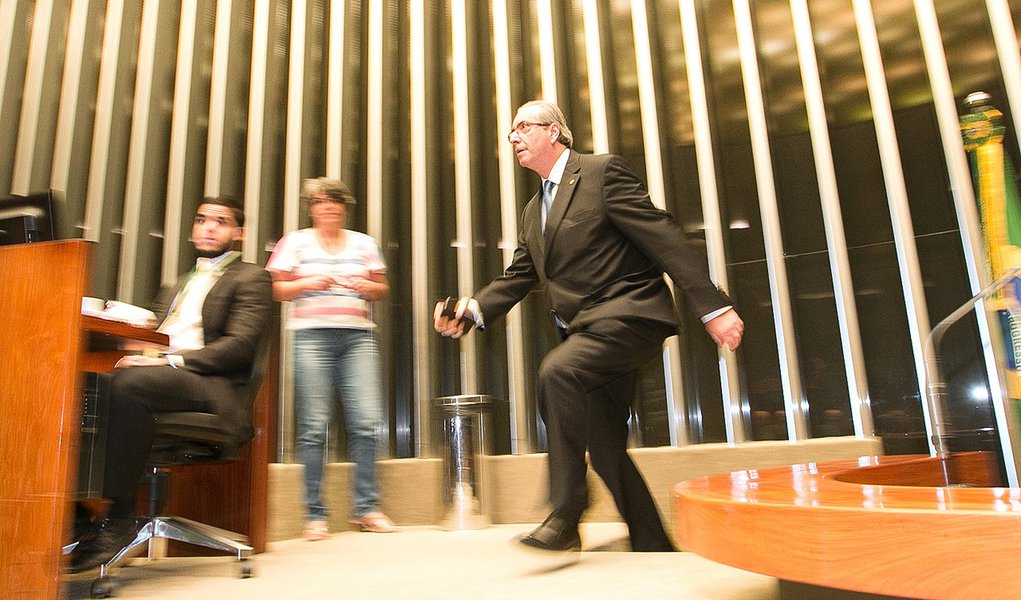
[68,518,141,573]
[518,513,581,552]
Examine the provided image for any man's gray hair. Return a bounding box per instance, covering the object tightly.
[519,100,574,149]
[301,177,356,204]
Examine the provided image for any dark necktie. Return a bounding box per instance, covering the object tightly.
[541,179,555,234]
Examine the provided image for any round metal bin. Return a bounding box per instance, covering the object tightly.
[435,394,492,530]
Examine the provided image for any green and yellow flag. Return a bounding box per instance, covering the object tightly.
[961,92,1021,400]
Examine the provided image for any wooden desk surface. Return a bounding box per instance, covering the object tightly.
[673,453,1021,599]
[80,315,169,373]
[82,315,168,345]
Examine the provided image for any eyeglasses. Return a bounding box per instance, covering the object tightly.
[507,121,550,142]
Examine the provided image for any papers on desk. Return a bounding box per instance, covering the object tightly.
[81,298,158,327]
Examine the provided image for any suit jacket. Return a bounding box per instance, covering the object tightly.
[475,150,730,332]
[151,259,273,443]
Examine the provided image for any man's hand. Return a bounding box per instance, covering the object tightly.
[705,308,744,352]
[433,296,476,338]
[115,354,170,368]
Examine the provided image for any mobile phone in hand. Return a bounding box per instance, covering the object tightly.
[439,296,475,334]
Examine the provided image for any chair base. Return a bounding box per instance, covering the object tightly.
[67,516,254,597]
[105,515,253,569]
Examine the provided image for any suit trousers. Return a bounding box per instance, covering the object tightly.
[536,317,676,551]
[102,366,211,506]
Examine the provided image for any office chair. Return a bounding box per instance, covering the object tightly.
[87,338,269,598]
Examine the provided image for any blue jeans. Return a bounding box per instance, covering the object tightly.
[294,328,383,520]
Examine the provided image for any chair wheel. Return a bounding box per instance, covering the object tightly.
[90,576,115,598]
[238,561,253,579]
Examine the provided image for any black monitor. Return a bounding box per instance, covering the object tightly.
[0,190,60,245]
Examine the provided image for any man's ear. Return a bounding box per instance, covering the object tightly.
[233,226,245,243]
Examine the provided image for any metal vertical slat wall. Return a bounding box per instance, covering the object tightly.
[789,0,873,438]
[0,1,18,141]
[451,0,480,396]
[10,0,56,196]
[915,0,1017,478]
[581,0,609,156]
[82,0,126,246]
[161,0,199,284]
[244,0,271,264]
[115,0,161,304]
[536,0,557,104]
[492,0,530,453]
[410,0,433,456]
[325,0,345,180]
[50,0,90,198]
[678,0,744,444]
[630,0,692,447]
[279,0,309,460]
[915,0,1002,458]
[732,0,807,441]
[983,0,1021,486]
[366,0,391,454]
[851,0,933,449]
[203,0,233,196]
[4,0,1021,465]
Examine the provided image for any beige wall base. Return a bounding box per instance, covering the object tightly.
[269,436,882,543]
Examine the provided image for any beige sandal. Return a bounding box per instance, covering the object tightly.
[349,511,398,533]
[303,519,330,541]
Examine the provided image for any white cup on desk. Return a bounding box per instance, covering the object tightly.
[81,296,105,316]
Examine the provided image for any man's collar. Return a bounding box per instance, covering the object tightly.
[544,148,570,185]
[195,250,241,273]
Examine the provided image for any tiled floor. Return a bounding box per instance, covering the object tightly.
[65,523,778,599]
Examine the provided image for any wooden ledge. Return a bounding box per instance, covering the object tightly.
[673,453,1021,598]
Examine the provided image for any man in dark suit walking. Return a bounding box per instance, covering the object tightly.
[70,196,273,572]
[435,100,743,553]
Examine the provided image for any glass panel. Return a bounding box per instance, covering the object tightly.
[848,243,923,452]
[918,232,998,454]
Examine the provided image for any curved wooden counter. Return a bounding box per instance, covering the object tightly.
[673,453,1021,599]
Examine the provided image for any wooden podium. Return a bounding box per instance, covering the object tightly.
[0,240,271,598]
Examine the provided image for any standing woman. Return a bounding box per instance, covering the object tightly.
[267,177,397,540]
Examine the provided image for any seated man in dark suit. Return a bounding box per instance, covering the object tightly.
[69,196,273,573]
